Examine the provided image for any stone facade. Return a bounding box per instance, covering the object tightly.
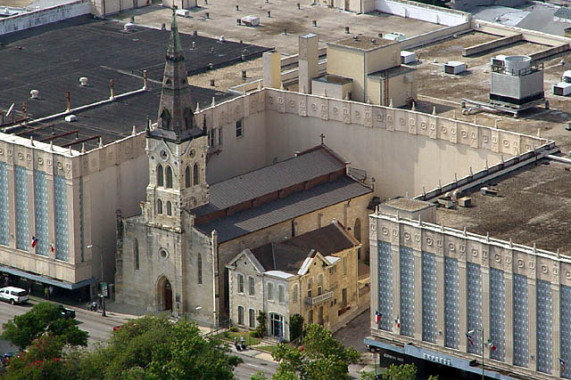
[369,211,571,380]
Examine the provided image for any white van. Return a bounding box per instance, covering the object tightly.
[0,287,29,305]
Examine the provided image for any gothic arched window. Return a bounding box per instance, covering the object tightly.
[166,166,173,188]
[157,199,163,214]
[193,163,199,185]
[157,164,164,187]
[166,201,172,216]
[185,166,191,188]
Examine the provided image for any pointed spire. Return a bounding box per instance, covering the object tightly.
[168,6,183,57]
[151,7,201,142]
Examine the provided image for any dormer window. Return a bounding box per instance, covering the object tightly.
[160,109,171,130]
[184,108,192,129]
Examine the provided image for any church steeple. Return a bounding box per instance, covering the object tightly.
[150,8,203,142]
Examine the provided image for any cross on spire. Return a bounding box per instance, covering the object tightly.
[320,133,325,144]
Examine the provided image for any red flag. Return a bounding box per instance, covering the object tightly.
[375,311,381,324]
[466,333,474,346]
[50,244,55,253]
[31,236,38,248]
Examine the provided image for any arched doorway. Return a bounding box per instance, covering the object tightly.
[157,276,173,311]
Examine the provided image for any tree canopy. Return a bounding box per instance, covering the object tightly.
[76,315,241,380]
[272,323,360,380]
[4,314,241,380]
[2,302,88,350]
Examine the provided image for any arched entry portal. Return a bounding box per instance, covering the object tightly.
[157,276,173,311]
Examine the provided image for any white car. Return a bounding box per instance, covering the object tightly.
[0,287,29,305]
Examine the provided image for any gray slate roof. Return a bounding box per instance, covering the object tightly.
[554,7,571,20]
[194,147,346,215]
[196,177,370,243]
[251,223,357,274]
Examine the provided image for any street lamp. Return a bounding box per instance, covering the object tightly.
[467,328,485,380]
[87,244,106,317]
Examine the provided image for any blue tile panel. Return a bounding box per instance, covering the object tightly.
[15,166,29,251]
[378,241,393,332]
[489,268,506,362]
[561,285,571,379]
[400,246,415,338]
[512,274,529,368]
[444,257,459,349]
[467,263,482,355]
[54,176,68,261]
[34,170,49,256]
[422,251,437,344]
[0,163,9,246]
[537,280,552,374]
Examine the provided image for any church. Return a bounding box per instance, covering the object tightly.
[114,12,373,326]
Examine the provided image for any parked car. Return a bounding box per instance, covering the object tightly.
[0,287,28,305]
[59,305,76,320]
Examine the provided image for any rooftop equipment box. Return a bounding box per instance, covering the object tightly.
[401,51,416,65]
[443,61,466,75]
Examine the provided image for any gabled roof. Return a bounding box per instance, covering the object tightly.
[194,145,348,216]
[196,177,370,243]
[226,248,265,274]
[246,222,359,275]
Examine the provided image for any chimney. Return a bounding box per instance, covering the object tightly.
[262,51,281,89]
[22,102,27,125]
[143,70,148,90]
[109,79,115,99]
[298,33,319,95]
[66,92,71,112]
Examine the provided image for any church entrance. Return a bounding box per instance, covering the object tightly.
[157,276,173,311]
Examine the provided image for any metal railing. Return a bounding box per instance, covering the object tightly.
[304,291,333,306]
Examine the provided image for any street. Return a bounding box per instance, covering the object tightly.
[233,351,278,379]
[0,299,134,350]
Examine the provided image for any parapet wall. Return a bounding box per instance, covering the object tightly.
[374,0,470,26]
[0,0,92,36]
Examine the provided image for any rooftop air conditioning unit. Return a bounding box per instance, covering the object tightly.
[241,15,260,27]
[176,9,191,18]
[443,61,466,75]
[553,82,571,96]
[401,51,416,64]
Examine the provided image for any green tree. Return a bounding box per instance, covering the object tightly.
[381,363,417,380]
[256,311,267,338]
[289,314,304,343]
[75,315,241,380]
[4,334,81,380]
[272,323,360,380]
[251,371,268,380]
[2,302,88,350]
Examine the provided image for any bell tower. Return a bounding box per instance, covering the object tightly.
[144,8,209,230]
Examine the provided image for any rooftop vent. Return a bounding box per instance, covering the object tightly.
[124,22,136,32]
[30,89,39,99]
[65,115,77,122]
[79,77,88,87]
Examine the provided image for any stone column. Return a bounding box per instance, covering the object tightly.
[528,276,537,372]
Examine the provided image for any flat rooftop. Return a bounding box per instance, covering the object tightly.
[0,17,269,150]
[329,35,396,51]
[410,29,571,152]
[436,160,571,255]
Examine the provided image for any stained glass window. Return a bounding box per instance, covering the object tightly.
[378,241,393,331]
[513,274,528,368]
[445,257,459,349]
[489,268,505,362]
[0,163,9,246]
[400,246,415,337]
[34,170,49,256]
[422,251,437,343]
[15,166,29,251]
[467,263,482,355]
[537,280,552,374]
[54,176,68,261]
